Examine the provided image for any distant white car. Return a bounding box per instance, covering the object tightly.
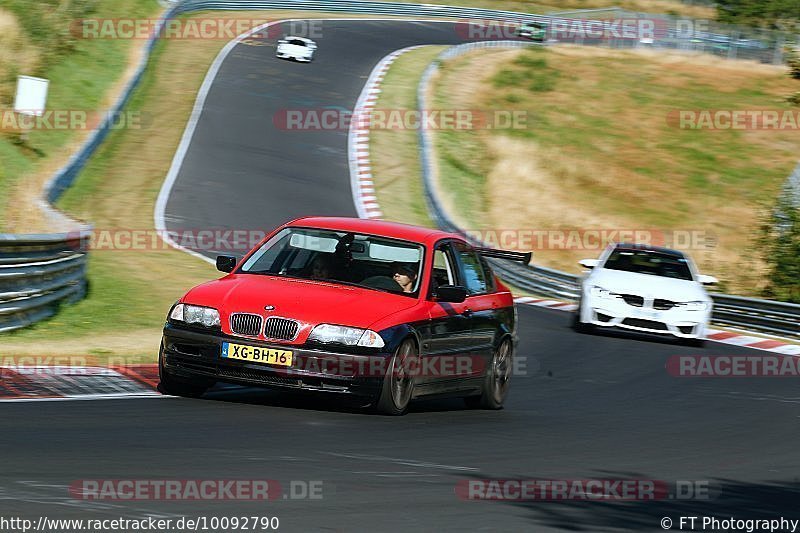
[276,36,317,62]
[574,243,717,344]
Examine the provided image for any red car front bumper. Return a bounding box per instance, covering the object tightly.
[161,323,387,399]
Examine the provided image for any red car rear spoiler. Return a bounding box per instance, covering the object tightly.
[476,248,532,264]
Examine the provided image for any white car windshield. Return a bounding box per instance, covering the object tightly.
[286,39,307,46]
[240,228,424,296]
[602,250,694,281]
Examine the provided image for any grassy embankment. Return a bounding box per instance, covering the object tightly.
[370,45,799,296]
[0,0,159,232]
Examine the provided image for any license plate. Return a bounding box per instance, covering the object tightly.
[221,342,293,367]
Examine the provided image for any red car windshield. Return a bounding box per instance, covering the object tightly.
[239,227,424,296]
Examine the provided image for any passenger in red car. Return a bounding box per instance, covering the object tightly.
[392,263,417,293]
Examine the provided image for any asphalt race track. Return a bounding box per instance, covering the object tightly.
[163,20,482,239]
[3,20,800,532]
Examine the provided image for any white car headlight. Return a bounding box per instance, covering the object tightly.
[170,304,221,328]
[308,324,385,348]
[682,301,709,311]
[590,285,619,299]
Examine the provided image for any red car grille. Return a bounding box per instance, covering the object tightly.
[230,313,263,337]
[264,317,299,341]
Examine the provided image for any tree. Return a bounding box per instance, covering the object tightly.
[716,0,800,28]
[762,194,800,303]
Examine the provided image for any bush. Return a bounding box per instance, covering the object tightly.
[761,196,800,303]
[787,49,800,80]
[492,50,559,92]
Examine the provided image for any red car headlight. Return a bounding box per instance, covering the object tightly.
[308,324,385,348]
[170,303,221,328]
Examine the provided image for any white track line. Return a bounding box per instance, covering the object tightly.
[349,46,430,219]
[0,394,167,403]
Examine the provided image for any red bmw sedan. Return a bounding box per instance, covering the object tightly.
[159,217,529,415]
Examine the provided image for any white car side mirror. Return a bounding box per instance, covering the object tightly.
[697,274,718,285]
[579,259,600,269]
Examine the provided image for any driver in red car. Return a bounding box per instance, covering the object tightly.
[308,254,335,280]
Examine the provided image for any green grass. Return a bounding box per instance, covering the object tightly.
[435,130,489,228]
[57,42,166,214]
[480,46,797,210]
[429,53,495,229]
[0,0,159,231]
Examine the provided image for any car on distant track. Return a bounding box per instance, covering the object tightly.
[159,217,531,415]
[275,36,317,62]
[517,20,548,41]
[574,243,717,345]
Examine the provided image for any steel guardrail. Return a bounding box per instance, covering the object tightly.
[417,41,800,339]
[0,232,90,332]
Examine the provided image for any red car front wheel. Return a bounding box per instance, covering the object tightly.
[375,339,418,415]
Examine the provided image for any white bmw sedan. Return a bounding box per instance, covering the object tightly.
[574,243,717,344]
[276,36,317,62]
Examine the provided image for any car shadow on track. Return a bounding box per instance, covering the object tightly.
[572,322,707,349]
[453,472,800,531]
[197,385,478,415]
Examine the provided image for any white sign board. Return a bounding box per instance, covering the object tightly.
[14,76,49,117]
